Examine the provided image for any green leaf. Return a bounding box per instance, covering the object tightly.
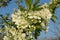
[51,18,56,23]
[25,0,33,10]
[33,0,40,6]
[32,0,40,11]
[0,28,5,33]
[51,15,58,23]
[53,15,58,19]
[18,5,27,11]
[57,0,60,3]
[34,28,41,39]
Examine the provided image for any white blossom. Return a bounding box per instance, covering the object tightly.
[3,6,53,40]
[3,36,10,40]
[9,27,17,35]
[45,26,49,32]
[39,8,52,20]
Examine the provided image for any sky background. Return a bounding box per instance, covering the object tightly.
[0,0,60,40]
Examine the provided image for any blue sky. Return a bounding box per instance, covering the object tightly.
[0,0,60,39]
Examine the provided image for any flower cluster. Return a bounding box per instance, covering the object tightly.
[3,4,52,40]
[3,26,26,40]
[12,11,29,29]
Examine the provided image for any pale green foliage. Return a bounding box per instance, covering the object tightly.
[0,0,60,40]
